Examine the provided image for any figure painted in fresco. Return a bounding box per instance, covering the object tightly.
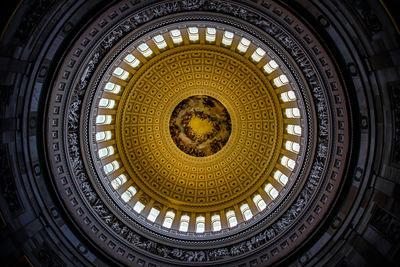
[169,95,231,157]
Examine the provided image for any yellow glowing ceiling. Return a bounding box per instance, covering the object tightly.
[93,25,304,232]
[116,45,283,212]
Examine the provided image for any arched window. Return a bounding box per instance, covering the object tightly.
[287,124,302,136]
[98,146,114,158]
[237,37,250,53]
[273,170,288,185]
[226,210,237,227]
[285,140,300,153]
[188,27,199,42]
[103,160,119,174]
[222,31,234,46]
[111,174,128,190]
[104,82,121,94]
[152,35,167,49]
[265,183,279,200]
[147,208,160,222]
[251,47,266,62]
[253,194,267,211]
[206,27,216,42]
[133,201,145,213]
[170,29,183,44]
[240,203,253,221]
[96,115,112,125]
[263,60,279,74]
[280,90,296,102]
[112,67,129,80]
[273,74,289,87]
[138,43,153,57]
[195,216,205,233]
[163,211,175,228]
[179,215,190,232]
[285,108,301,118]
[98,98,115,109]
[121,185,136,202]
[124,54,141,68]
[211,214,221,232]
[281,156,296,170]
[96,130,112,141]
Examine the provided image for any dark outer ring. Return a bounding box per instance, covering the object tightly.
[44,0,346,266]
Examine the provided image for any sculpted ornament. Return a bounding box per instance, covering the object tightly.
[59,0,343,262]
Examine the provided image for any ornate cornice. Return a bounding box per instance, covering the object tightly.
[44,0,349,265]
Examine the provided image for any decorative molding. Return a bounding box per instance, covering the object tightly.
[46,0,350,264]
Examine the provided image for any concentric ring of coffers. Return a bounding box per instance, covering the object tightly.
[91,22,306,236]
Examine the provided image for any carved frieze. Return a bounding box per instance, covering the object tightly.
[47,0,350,265]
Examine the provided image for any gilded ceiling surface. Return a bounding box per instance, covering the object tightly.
[115,46,285,211]
[43,1,351,263]
[6,0,394,265]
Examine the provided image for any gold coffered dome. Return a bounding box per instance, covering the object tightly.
[117,46,282,211]
[92,24,305,234]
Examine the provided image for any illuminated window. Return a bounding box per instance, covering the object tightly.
[103,160,119,174]
[153,35,167,49]
[285,108,301,118]
[138,43,153,57]
[112,67,129,80]
[113,67,123,76]
[237,37,250,53]
[240,203,253,220]
[263,60,279,74]
[287,124,302,136]
[98,145,114,158]
[124,54,141,68]
[188,27,199,41]
[281,156,296,170]
[211,214,221,231]
[253,194,267,211]
[133,201,145,213]
[285,140,300,153]
[120,185,136,202]
[104,82,121,94]
[147,208,160,222]
[179,215,190,232]
[251,47,266,62]
[226,210,237,227]
[96,115,112,125]
[273,74,289,87]
[170,29,183,44]
[99,98,116,109]
[111,174,128,190]
[195,216,205,233]
[206,27,216,42]
[96,131,112,141]
[96,131,105,141]
[280,90,296,102]
[273,170,288,185]
[265,183,279,200]
[163,211,175,228]
[222,31,234,46]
